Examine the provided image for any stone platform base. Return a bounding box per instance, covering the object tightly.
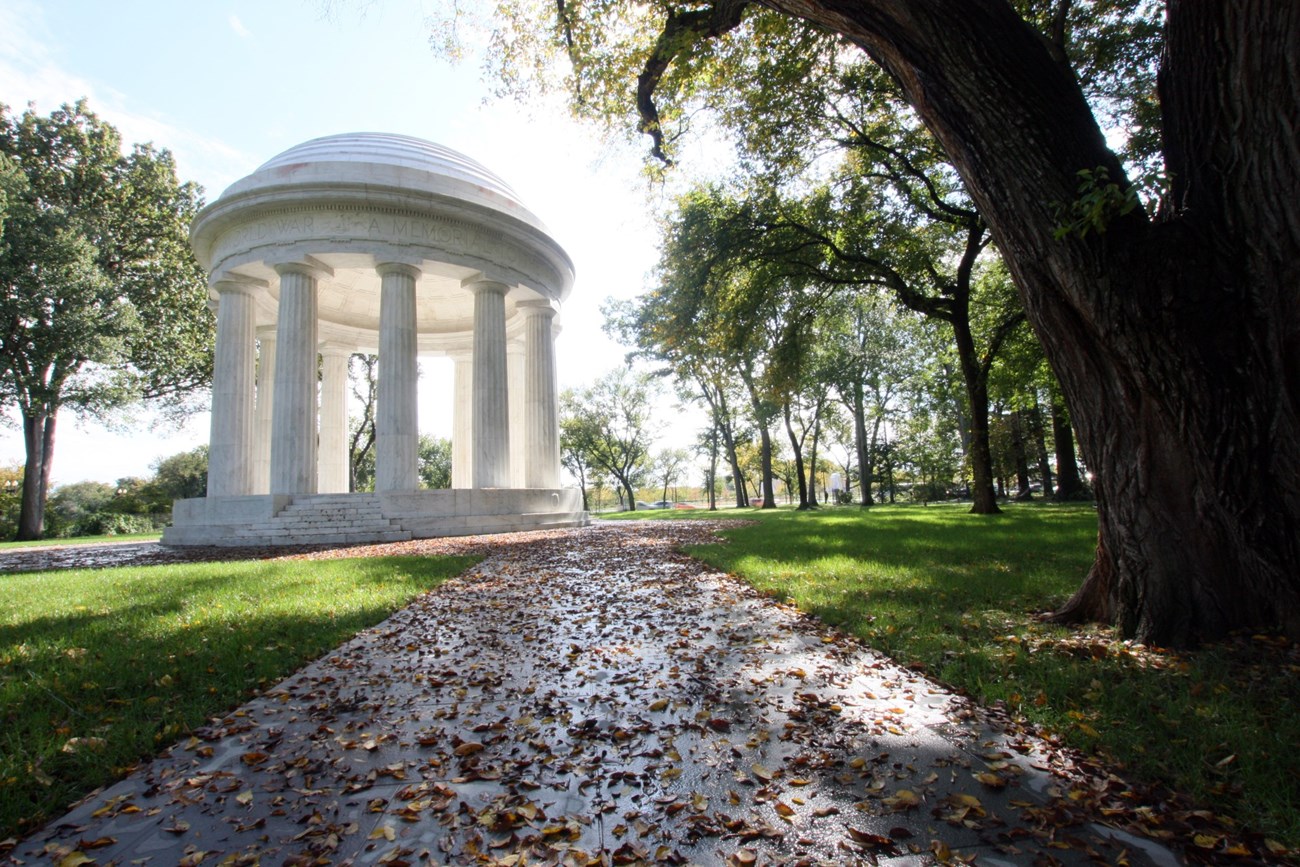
[162,488,587,547]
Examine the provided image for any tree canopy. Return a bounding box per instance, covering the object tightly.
[0,100,214,539]
[432,1,1300,647]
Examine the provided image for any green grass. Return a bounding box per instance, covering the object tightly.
[0,532,162,549]
[611,503,1300,849]
[0,554,478,839]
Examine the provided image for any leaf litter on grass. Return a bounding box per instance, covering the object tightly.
[5,522,1291,866]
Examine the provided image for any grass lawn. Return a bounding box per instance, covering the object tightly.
[605,503,1300,849]
[0,553,478,840]
[0,532,162,550]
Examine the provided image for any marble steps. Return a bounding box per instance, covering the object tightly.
[226,494,414,545]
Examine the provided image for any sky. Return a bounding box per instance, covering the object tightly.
[0,0,689,485]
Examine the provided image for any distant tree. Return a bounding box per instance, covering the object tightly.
[347,354,379,491]
[44,480,115,535]
[560,369,659,510]
[652,447,691,504]
[418,435,452,489]
[146,445,208,504]
[0,101,213,539]
[0,461,21,537]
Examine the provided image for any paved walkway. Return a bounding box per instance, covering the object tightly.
[6,523,1182,866]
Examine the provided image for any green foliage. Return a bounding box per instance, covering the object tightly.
[0,553,479,838]
[560,368,660,508]
[71,512,160,536]
[608,509,1300,847]
[1052,166,1142,240]
[0,100,213,411]
[418,435,453,489]
[612,505,1300,846]
[0,100,214,537]
[43,481,117,536]
[146,445,208,503]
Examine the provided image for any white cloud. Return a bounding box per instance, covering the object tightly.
[228,14,251,39]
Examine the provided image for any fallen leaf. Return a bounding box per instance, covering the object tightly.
[973,772,1006,789]
[454,742,485,757]
[751,763,775,783]
[882,789,921,811]
[847,828,894,849]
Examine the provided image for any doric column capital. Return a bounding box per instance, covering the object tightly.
[212,279,259,298]
[376,261,422,281]
[516,300,558,320]
[463,277,510,296]
[318,340,353,358]
[272,257,333,281]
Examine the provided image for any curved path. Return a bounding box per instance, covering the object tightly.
[6,522,1181,866]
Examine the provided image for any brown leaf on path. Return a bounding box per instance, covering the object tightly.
[846,827,895,849]
[75,838,116,850]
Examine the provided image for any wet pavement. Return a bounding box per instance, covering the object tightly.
[5,522,1186,866]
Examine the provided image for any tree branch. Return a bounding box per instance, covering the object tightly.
[637,1,749,164]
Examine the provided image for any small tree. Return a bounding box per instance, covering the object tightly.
[559,369,659,510]
[652,447,691,504]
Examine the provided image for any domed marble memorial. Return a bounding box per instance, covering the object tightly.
[163,133,586,546]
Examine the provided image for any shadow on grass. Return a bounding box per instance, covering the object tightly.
[0,554,478,838]
[669,504,1300,848]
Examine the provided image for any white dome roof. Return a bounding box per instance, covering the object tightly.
[217,132,545,231]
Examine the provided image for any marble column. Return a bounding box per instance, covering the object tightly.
[253,328,277,494]
[376,263,420,492]
[270,264,320,496]
[318,344,351,493]
[469,280,510,488]
[507,338,525,487]
[451,352,473,488]
[520,302,560,488]
[207,282,257,497]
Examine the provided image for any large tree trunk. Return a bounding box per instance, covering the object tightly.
[1050,398,1086,500]
[17,410,55,541]
[850,383,873,506]
[762,0,1300,644]
[757,425,776,508]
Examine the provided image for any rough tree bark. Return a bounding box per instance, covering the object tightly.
[742,0,1300,644]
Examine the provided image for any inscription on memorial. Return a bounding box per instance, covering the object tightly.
[224,210,479,249]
